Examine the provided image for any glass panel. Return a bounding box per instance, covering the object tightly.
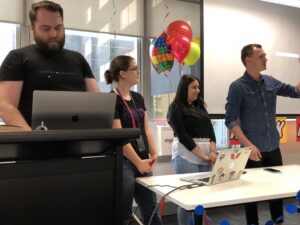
[150,55,192,122]
[0,22,18,65]
[65,30,139,92]
[0,22,18,124]
[211,119,229,149]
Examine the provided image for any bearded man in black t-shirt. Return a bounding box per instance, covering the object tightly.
[0,1,100,130]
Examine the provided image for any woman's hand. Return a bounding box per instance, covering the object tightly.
[136,159,154,174]
[209,142,218,162]
[192,146,210,162]
[209,150,218,162]
[149,154,158,169]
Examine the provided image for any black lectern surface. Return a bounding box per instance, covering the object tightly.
[0,128,139,160]
[0,128,139,225]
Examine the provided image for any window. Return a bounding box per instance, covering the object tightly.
[211,119,229,148]
[150,60,192,122]
[64,30,139,92]
[0,22,19,124]
[0,22,18,65]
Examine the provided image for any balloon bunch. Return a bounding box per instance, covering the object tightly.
[166,20,200,66]
[150,20,201,74]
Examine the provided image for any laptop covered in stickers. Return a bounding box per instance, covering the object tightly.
[180,147,252,186]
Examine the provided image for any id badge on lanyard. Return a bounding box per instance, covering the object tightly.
[136,135,146,152]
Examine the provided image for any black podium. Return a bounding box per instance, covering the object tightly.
[0,128,139,225]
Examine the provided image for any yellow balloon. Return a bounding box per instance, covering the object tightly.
[183,41,201,65]
[191,38,200,47]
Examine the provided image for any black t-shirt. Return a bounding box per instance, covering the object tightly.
[113,91,149,159]
[167,102,216,151]
[0,44,95,124]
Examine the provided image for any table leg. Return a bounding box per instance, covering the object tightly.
[194,205,204,225]
[193,213,203,225]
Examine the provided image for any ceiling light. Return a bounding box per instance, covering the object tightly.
[260,0,300,8]
[275,51,300,59]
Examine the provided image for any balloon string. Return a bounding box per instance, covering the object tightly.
[163,3,170,31]
[110,0,117,59]
[180,63,184,77]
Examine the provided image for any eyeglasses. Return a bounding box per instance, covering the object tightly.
[127,67,140,72]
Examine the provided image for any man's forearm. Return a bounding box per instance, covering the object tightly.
[0,102,31,130]
[230,125,252,147]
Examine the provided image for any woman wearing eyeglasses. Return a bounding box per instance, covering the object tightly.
[104,55,163,225]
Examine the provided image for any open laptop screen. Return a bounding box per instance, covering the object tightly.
[31,90,116,130]
[180,147,251,186]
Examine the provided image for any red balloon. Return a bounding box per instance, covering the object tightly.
[171,36,191,63]
[166,20,192,45]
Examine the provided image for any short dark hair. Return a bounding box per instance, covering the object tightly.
[104,55,135,84]
[29,1,64,25]
[172,74,206,107]
[241,44,262,66]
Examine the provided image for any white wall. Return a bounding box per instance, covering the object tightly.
[30,0,144,36]
[146,0,200,37]
[0,0,23,23]
[204,0,300,114]
[29,0,201,37]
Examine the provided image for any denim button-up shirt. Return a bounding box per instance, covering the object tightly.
[225,72,300,152]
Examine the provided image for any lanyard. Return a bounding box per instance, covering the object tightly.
[115,88,137,128]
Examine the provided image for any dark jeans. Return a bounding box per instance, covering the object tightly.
[245,148,283,225]
[123,159,163,225]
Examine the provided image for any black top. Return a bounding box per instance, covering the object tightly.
[0,44,95,124]
[167,102,216,151]
[113,91,149,159]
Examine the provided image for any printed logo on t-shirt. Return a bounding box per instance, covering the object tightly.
[40,70,76,78]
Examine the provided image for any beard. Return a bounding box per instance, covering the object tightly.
[34,34,65,55]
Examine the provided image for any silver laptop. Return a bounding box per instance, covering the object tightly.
[180,147,252,186]
[32,90,116,130]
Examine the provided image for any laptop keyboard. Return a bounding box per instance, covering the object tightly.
[198,177,210,182]
[180,174,211,184]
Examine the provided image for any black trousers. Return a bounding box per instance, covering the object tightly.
[245,148,284,225]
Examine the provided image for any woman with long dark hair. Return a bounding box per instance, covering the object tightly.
[167,74,217,225]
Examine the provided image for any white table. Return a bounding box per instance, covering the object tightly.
[137,165,300,224]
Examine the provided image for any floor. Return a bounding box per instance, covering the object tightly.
[133,198,300,225]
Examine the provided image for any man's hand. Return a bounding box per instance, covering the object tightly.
[249,145,262,161]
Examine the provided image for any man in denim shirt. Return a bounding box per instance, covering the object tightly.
[225,44,300,225]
